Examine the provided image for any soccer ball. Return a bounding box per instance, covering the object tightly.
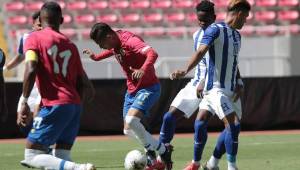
[124,150,147,170]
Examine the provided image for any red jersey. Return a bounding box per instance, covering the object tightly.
[93,30,159,94]
[24,27,84,106]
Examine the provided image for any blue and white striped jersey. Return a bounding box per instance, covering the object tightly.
[17,32,30,56]
[190,28,208,87]
[201,22,241,96]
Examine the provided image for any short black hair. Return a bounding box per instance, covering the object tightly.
[90,22,114,41]
[32,11,40,21]
[40,1,62,25]
[228,0,251,12]
[196,0,215,14]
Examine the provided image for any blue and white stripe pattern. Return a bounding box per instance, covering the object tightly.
[17,32,30,56]
[201,22,241,96]
[190,28,208,86]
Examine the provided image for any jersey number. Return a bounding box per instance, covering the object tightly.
[47,45,72,77]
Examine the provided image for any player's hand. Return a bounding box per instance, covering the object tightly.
[129,67,145,80]
[170,70,187,80]
[196,79,205,98]
[17,102,31,127]
[233,84,244,102]
[83,49,96,60]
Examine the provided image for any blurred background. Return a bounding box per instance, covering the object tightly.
[1,0,300,138]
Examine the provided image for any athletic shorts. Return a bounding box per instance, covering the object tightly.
[199,89,242,120]
[123,83,161,118]
[170,82,202,118]
[17,83,41,113]
[27,104,82,147]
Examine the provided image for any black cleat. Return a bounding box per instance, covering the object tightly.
[159,144,174,170]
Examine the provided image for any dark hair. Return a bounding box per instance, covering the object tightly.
[40,1,62,25]
[228,0,251,12]
[32,11,40,21]
[90,22,114,41]
[196,0,215,14]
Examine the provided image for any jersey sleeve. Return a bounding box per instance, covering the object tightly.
[200,24,220,46]
[24,33,39,53]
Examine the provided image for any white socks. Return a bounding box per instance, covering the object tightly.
[124,116,165,154]
[207,156,219,168]
[228,161,238,170]
[52,149,72,161]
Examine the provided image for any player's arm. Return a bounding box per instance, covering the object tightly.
[83,49,114,61]
[170,25,220,80]
[233,67,244,102]
[4,38,25,71]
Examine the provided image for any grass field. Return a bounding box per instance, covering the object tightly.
[0,131,300,170]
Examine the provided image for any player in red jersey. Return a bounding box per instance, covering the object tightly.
[18,2,95,170]
[83,22,173,170]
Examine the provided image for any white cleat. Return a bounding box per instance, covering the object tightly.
[79,163,97,170]
[201,163,219,170]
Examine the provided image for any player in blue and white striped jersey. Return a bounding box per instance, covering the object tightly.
[158,1,216,169]
[171,1,251,170]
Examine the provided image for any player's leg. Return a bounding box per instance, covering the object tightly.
[159,82,201,145]
[22,105,95,170]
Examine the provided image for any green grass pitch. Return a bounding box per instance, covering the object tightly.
[0,132,299,170]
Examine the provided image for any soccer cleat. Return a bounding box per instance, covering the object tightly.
[183,162,200,170]
[201,163,219,170]
[145,159,165,170]
[159,144,173,170]
[20,160,34,168]
[78,163,97,170]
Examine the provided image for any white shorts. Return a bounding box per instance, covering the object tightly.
[199,89,242,120]
[170,82,202,118]
[17,83,41,113]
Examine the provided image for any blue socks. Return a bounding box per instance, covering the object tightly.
[193,120,208,161]
[159,112,176,144]
[213,129,226,159]
[225,123,241,163]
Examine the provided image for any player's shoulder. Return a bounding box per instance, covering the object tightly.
[193,28,203,38]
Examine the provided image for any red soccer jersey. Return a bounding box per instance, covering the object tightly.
[24,27,84,106]
[93,30,159,94]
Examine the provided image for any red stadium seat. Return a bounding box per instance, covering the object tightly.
[165,27,187,37]
[165,12,185,23]
[278,10,299,21]
[87,0,108,10]
[151,0,172,9]
[96,13,118,24]
[278,0,299,7]
[120,13,141,24]
[239,25,255,36]
[213,0,228,7]
[109,0,129,9]
[172,0,193,9]
[25,1,43,10]
[66,1,87,11]
[256,25,278,36]
[130,0,150,9]
[255,11,276,22]
[143,27,165,37]
[63,14,73,24]
[126,27,144,36]
[4,1,24,11]
[61,28,77,39]
[57,1,66,9]
[185,12,197,23]
[256,0,277,7]
[74,14,95,24]
[216,12,227,21]
[143,12,163,24]
[8,15,27,25]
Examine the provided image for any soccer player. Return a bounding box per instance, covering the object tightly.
[83,22,173,170]
[0,48,7,123]
[171,0,251,170]
[4,11,42,135]
[158,0,216,169]
[18,2,96,170]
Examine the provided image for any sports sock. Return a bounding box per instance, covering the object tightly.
[24,148,77,170]
[52,149,72,161]
[193,120,208,162]
[213,129,227,159]
[206,156,220,169]
[159,112,176,144]
[224,123,241,166]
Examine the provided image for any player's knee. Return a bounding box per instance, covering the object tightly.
[124,115,140,128]
[163,112,175,122]
[225,123,241,139]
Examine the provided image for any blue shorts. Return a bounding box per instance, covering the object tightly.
[27,104,82,147]
[123,83,161,118]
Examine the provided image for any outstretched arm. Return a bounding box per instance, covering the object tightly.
[4,54,24,71]
[83,49,114,61]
